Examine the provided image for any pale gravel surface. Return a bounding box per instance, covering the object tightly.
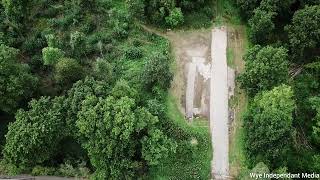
[210,27,229,179]
[186,61,197,119]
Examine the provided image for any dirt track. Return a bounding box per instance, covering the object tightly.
[210,27,229,179]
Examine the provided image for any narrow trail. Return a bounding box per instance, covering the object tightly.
[210,27,229,179]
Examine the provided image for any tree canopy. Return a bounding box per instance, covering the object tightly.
[3,97,66,168]
[243,85,295,167]
[286,5,320,61]
[0,44,37,113]
[238,45,289,96]
[77,95,176,179]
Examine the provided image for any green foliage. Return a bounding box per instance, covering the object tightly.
[240,162,270,180]
[54,58,84,86]
[141,52,173,90]
[77,95,175,179]
[42,47,64,65]
[45,34,60,48]
[259,0,294,13]
[292,70,319,128]
[0,44,37,113]
[310,96,320,145]
[111,79,138,99]
[93,58,113,81]
[236,0,262,18]
[128,0,212,28]
[238,45,289,96]
[149,95,212,179]
[248,8,276,44]
[70,31,85,57]
[311,154,320,172]
[125,46,143,59]
[141,129,177,166]
[1,0,28,27]
[165,8,184,28]
[3,97,66,168]
[31,166,56,176]
[58,162,90,178]
[64,77,110,135]
[127,0,145,19]
[243,85,295,167]
[110,10,130,39]
[286,5,320,61]
[0,0,213,178]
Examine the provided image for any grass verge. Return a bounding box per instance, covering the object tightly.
[227,47,235,68]
[149,95,212,180]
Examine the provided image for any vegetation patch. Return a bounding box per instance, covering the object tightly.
[149,95,212,180]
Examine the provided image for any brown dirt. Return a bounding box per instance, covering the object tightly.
[166,30,212,120]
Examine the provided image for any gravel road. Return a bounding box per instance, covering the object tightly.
[210,27,229,179]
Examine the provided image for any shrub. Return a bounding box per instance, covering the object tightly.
[70,31,86,57]
[238,45,289,96]
[141,52,173,90]
[93,58,113,81]
[31,166,56,176]
[248,8,276,44]
[110,10,130,39]
[165,8,184,28]
[45,34,60,48]
[42,47,64,65]
[54,58,84,86]
[127,0,145,19]
[0,44,38,113]
[125,47,143,59]
[3,97,66,168]
[243,85,295,167]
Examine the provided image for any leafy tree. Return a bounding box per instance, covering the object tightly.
[45,34,60,48]
[236,0,262,18]
[300,0,320,6]
[70,31,85,57]
[259,0,294,12]
[141,52,173,90]
[286,5,320,61]
[243,85,295,167]
[3,96,66,168]
[310,96,320,145]
[1,0,28,29]
[77,95,175,179]
[42,47,64,65]
[311,154,320,172]
[111,79,138,99]
[292,61,320,127]
[238,45,289,96]
[127,0,145,19]
[141,128,176,165]
[248,8,276,44]
[110,10,130,39]
[144,0,175,24]
[0,44,37,113]
[93,58,113,81]
[165,8,184,28]
[64,77,110,135]
[54,58,84,86]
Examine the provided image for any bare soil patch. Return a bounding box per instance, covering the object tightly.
[166,30,212,120]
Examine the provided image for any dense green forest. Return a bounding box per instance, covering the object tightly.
[236,0,320,177]
[0,0,213,179]
[1,0,320,179]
